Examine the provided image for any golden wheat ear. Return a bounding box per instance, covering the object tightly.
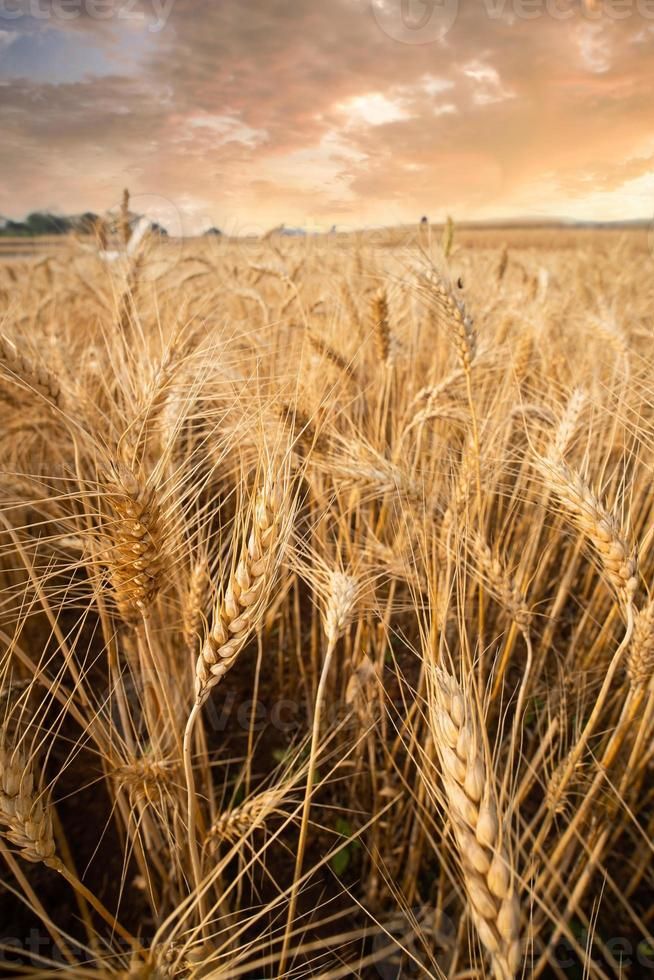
[422,271,477,371]
[0,734,58,867]
[195,477,287,704]
[626,598,654,688]
[323,570,359,643]
[371,288,392,364]
[536,455,637,610]
[182,558,211,657]
[429,669,522,980]
[0,334,62,407]
[103,458,165,625]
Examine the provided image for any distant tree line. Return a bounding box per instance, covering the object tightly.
[0,211,100,237]
[0,211,170,238]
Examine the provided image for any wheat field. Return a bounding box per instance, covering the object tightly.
[0,223,653,979]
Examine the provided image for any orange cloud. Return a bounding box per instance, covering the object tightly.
[1,0,652,228]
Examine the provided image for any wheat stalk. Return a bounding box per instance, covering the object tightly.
[544,751,588,818]
[194,479,283,705]
[549,388,587,460]
[471,533,531,635]
[438,438,481,562]
[511,331,533,385]
[104,459,164,625]
[341,282,362,335]
[626,598,654,688]
[184,477,288,927]
[206,787,288,849]
[497,245,509,282]
[409,365,466,413]
[278,402,327,455]
[323,571,359,645]
[307,332,354,380]
[0,334,61,407]
[0,734,58,867]
[429,669,521,980]
[0,728,141,949]
[426,275,477,371]
[183,559,210,657]
[536,454,637,609]
[112,756,177,806]
[443,215,455,258]
[280,568,360,974]
[371,289,391,363]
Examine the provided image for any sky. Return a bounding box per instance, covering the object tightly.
[0,0,653,233]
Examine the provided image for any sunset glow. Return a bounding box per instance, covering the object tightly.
[1,0,653,231]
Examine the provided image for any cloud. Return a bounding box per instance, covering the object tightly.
[0,0,653,228]
[336,92,411,127]
[462,59,516,104]
[183,113,269,148]
[576,22,614,71]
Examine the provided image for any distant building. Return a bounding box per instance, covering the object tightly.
[146,220,168,237]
